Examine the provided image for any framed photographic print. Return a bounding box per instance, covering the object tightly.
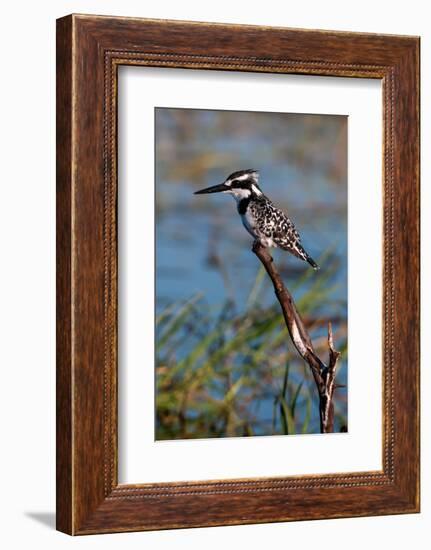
[56,14,420,535]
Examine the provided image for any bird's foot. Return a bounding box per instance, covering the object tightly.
[252,240,274,262]
[252,240,261,253]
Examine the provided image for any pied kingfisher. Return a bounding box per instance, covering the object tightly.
[194,169,319,270]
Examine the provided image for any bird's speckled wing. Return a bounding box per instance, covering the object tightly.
[250,198,309,262]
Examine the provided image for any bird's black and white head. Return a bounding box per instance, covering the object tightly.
[194,169,263,202]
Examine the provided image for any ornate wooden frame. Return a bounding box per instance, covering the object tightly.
[56,14,420,535]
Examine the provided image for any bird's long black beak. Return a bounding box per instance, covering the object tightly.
[194,182,229,195]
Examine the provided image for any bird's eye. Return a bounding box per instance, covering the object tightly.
[232,179,239,186]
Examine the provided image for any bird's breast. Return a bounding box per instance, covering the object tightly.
[240,208,258,237]
[237,197,251,215]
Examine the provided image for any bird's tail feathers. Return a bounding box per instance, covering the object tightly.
[306,255,320,271]
[295,243,320,271]
[282,241,320,271]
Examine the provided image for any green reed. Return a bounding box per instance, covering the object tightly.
[155,255,347,440]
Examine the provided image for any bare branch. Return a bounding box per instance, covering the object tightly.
[252,241,341,433]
